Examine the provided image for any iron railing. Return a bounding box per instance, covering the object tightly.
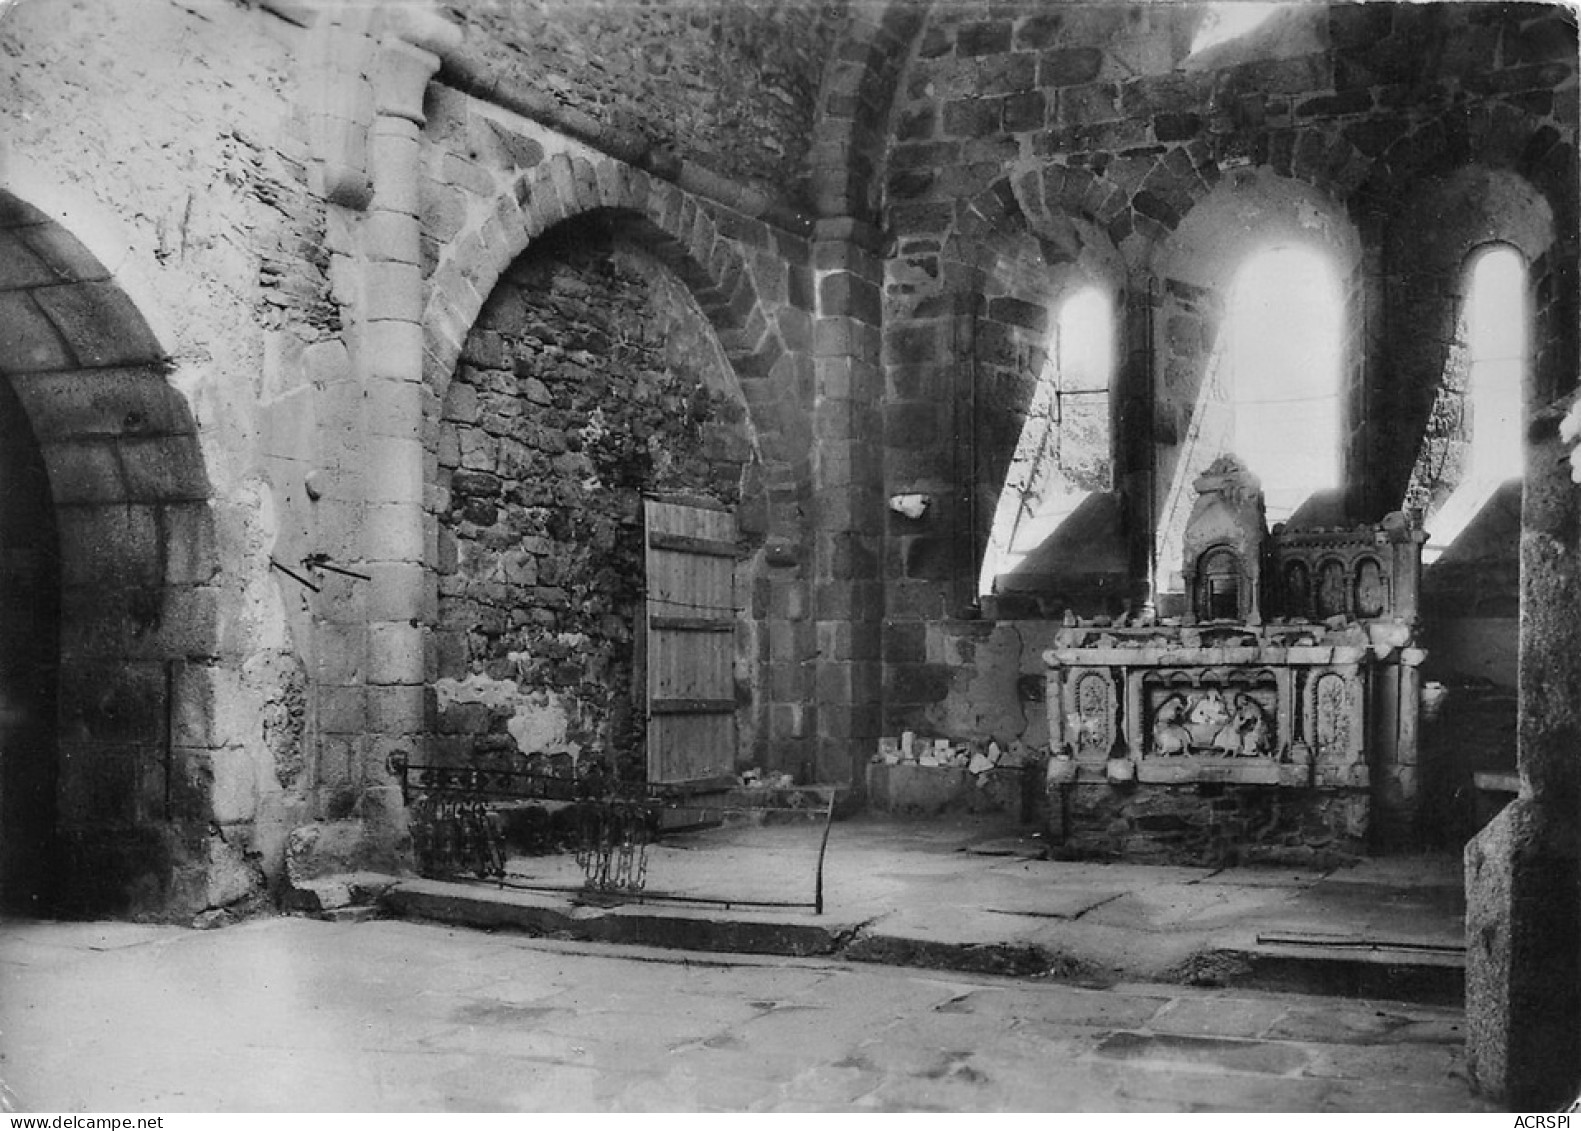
[388,753,838,913]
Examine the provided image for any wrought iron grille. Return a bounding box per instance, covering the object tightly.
[389,752,839,912]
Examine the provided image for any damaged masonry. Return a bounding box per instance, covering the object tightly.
[0,0,1578,1112]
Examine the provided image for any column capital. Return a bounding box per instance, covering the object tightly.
[302,0,459,207]
[372,37,444,127]
[375,2,463,60]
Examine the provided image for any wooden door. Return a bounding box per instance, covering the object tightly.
[644,499,738,786]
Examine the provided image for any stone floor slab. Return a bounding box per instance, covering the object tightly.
[0,914,1494,1113]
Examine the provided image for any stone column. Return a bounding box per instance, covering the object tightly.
[810,217,885,787]
[289,2,458,882]
[1464,405,1581,1109]
[1372,646,1425,849]
[353,25,451,842]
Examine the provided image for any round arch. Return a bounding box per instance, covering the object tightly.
[1149,170,1363,580]
[1353,98,1578,512]
[804,0,932,222]
[423,153,810,512]
[892,174,1130,607]
[1154,167,1364,286]
[1375,166,1558,515]
[0,188,218,915]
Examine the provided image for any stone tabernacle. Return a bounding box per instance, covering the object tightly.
[1042,455,1426,864]
[0,0,1576,1108]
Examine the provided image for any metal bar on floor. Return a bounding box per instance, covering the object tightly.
[484,876,821,912]
[814,793,836,916]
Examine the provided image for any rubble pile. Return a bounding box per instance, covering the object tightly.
[873,732,1039,789]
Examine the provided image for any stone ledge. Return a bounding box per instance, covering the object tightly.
[1047,645,1370,667]
[384,878,857,957]
[1137,757,1283,785]
[283,871,400,914]
[1132,758,1371,788]
[1168,944,1465,1006]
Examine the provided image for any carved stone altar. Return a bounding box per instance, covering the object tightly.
[1043,456,1427,861]
[1047,627,1371,788]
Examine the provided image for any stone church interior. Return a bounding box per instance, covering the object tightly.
[0,0,1577,1110]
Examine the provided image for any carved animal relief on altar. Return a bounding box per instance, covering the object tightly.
[1149,684,1274,758]
[1042,450,1423,813]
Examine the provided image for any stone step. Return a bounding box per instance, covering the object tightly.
[381,876,1466,1007]
[385,877,856,957]
[1179,942,1465,1007]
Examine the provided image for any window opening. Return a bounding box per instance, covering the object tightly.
[979,286,1114,595]
[1157,245,1345,590]
[1418,245,1526,563]
[1225,246,1344,521]
[1189,2,1283,56]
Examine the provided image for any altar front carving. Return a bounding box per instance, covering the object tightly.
[1043,456,1427,862]
[1047,628,1371,788]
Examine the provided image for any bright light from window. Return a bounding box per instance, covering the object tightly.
[1467,247,1525,480]
[979,286,1114,596]
[1422,245,1526,562]
[1058,288,1114,392]
[1190,2,1283,55]
[1154,245,1344,588]
[1226,245,1344,522]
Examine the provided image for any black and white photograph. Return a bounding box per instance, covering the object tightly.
[0,0,1576,1115]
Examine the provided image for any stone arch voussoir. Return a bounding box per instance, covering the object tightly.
[1375,162,1562,510]
[0,188,219,916]
[424,153,802,503]
[808,0,931,221]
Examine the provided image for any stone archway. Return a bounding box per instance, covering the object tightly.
[0,190,217,916]
[1373,165,1561,516]
[424,152,810,492]
[432,211,766,784]
[0,365,58,912]
[422,150,824,781]
[1149,170,1365,579]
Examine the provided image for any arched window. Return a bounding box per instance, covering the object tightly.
[1157,244,1346,586]
[1223,245,1345,522]
[979,286,1115,595]
[1467,248,1525,485]
[1416,245,1527,562]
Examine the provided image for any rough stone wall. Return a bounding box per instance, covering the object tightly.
[417,85,827,782]
[442,0,843,210]
[436,219,762,780]
[1048,781,1370,868]
[872,1,1578,830]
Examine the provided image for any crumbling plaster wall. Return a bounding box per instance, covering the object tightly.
[897,618,1056,751]
[873,1,1578,790]
[0,0,342,914]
